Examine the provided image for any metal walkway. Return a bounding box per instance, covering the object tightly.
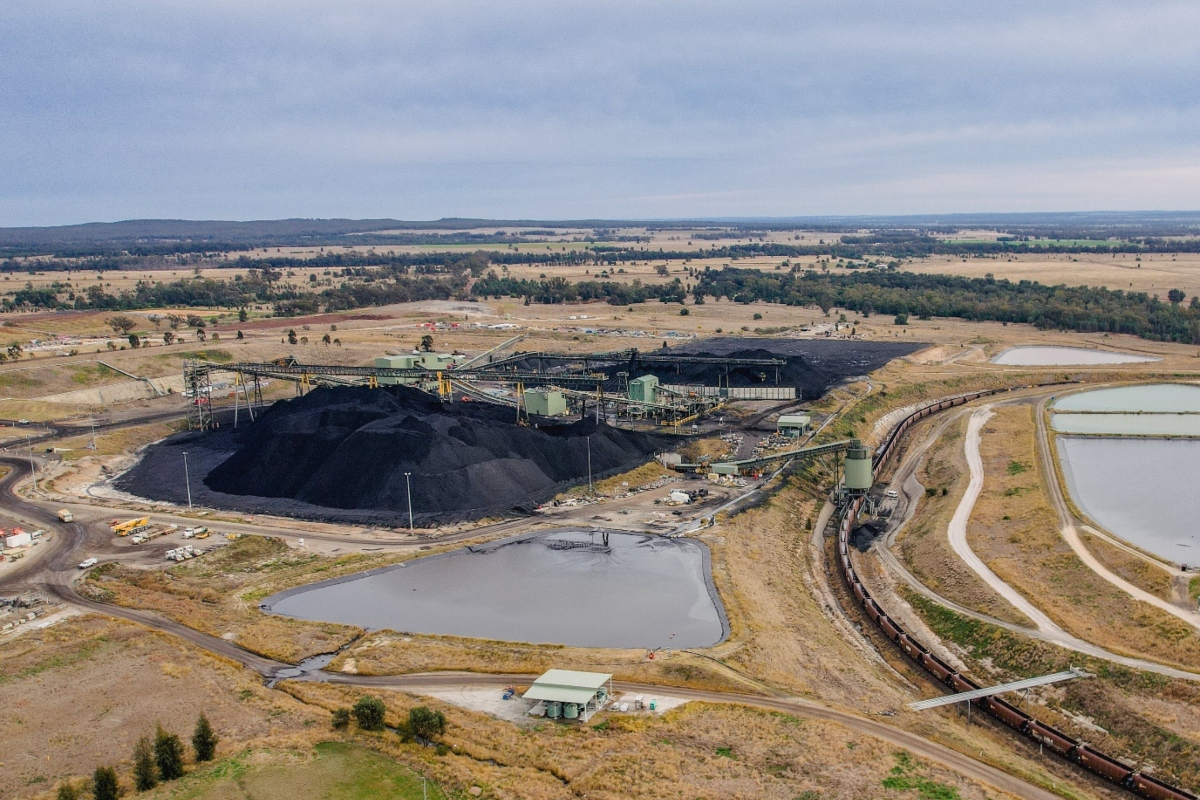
[908,667,1091,711]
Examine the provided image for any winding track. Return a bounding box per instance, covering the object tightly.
[0,411,1070,800]
[873,394,1200,680]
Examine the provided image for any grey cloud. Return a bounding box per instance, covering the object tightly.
[1,1,1198,223]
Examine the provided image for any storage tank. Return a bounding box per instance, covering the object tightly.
[546,701,562,719]
[844,441,874,492]
[563,703,579,719]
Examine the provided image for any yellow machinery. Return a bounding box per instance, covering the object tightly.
[111,517,150,536]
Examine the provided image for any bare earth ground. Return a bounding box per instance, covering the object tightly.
[0,615,323,799]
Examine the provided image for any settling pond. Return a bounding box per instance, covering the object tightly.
[991,345,1159,366]
[262,530,728,649]
[1054,384,1200,563]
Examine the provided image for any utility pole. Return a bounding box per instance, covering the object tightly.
[90,419,97,452]
[182,451,193,510]
[587,436,593,493]
[405,472,414,531]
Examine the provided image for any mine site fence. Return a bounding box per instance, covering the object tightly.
[839,384,1195,800]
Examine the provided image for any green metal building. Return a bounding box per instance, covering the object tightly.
[525,388,568,417]
[629,374,660,404]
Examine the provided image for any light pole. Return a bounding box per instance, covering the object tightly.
[404,472,413,531]
[90,418,97,452]
[182,451,193,510]
[587,436,593,493]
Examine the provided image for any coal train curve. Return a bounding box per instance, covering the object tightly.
[837,383,1197,800]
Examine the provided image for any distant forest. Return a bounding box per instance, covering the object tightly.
[5,257,1198,345]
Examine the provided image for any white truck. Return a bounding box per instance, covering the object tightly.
[78,557,98,569]
[57,509,74,523]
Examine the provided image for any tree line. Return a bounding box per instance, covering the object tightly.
[56,714,217,800]
[690,267,1200,344]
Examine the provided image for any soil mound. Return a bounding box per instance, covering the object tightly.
[190,386,671,521]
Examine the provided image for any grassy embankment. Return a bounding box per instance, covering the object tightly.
[895,412,1030,625]
[906,592,1200,793]
[82,536,372,663]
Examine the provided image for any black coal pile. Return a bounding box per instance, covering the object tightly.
[119,386,673,526]
[633,338,924,399]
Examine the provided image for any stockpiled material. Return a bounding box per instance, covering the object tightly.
[626,339,923,399]
[187,386,671,521]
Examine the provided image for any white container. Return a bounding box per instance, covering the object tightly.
[3,532,32,549]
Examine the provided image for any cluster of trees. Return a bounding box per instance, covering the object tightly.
[0,272,455,317]
[471,273,684,305]
[691,267,1200,344]
[332,697,448,752]
[58,715,216,800]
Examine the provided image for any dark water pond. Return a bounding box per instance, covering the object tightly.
[263,530,727,649]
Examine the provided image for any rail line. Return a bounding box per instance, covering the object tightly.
[837,383,1197,800]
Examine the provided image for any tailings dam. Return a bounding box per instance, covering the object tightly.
[261,530,727,649]
[1053,383,1200,562]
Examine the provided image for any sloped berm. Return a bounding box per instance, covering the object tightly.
[118,386,675,526]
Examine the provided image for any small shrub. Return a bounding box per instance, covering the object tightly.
[679,307,689,316]
[92,767,119,800]
[408,706,446,743]
[353,696,387,731]
[154,724,185,781]
[332,708,351,730]
[134,735,158,790]
[434,744,449,756]
[192,713,218,762]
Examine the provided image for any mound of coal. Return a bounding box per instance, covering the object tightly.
[200,386,672,520]
[632,338,924,399]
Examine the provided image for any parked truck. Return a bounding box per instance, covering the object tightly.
[57,509,73,523]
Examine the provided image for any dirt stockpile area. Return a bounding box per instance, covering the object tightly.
[119,386,672,525]
[634,338,924,398]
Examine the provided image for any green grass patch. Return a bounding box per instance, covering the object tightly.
[715,746,735,758]
[1190,576,1200,603]
[0,372,43,388]
[881,751,962,800]
[1006,460,1028,476]
[143,742,445,799]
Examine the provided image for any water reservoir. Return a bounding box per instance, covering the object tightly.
[1053,383,1200,413]
[263,530,727,649]
[1053,383,1200,562]
[1051,413,1200,436]
[1057,437,1200,562]
[991,346,1159,366]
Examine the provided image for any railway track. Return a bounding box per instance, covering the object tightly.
[837,384,1197,800]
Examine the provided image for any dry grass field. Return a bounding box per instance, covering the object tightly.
[907,251,1200,304]
[0,615,324,799]
[282,681,1025,800]
[82,537,370,663]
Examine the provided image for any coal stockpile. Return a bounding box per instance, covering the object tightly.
[119,386,673,526]
[634,338,924,399]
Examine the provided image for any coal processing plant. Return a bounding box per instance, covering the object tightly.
[119,339,917,525]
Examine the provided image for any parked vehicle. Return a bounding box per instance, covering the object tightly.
[57,509,74,523]
[78,557,98,569]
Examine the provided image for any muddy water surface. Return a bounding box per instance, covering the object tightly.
[264,531,727,649]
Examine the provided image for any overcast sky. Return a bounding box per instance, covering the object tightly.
[1,1,1198,226]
